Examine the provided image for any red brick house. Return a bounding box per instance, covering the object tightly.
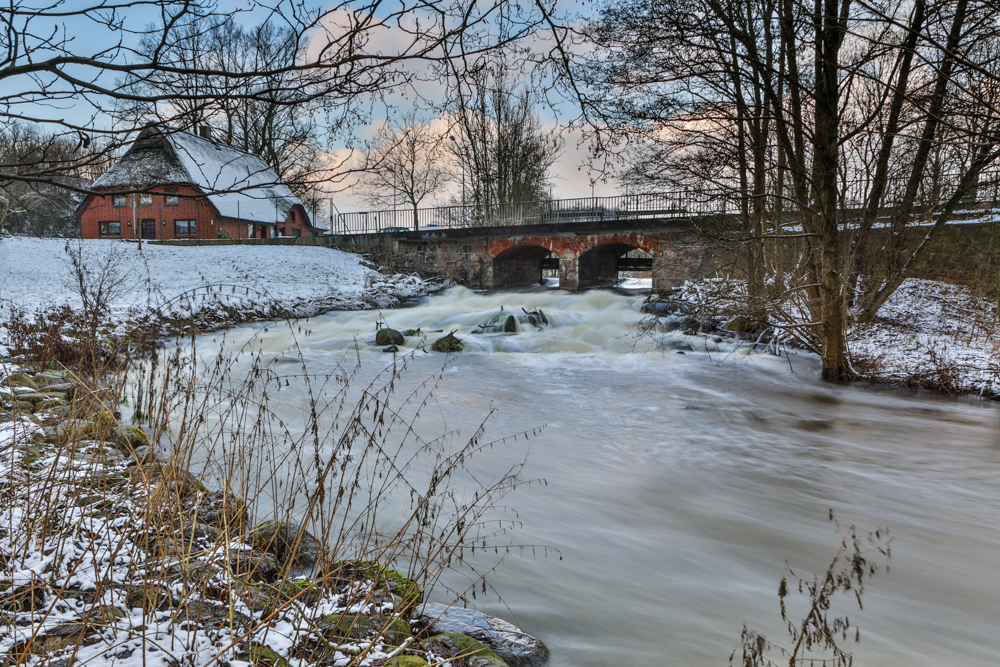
[78,124,325,240]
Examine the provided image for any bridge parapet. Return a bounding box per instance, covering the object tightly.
[330,191,738,235]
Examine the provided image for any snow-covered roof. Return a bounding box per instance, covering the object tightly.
[91,125,311,226]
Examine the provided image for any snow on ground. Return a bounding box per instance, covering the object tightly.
[849,278,1000,395]
[667,276,999,395]
[0,237,427,342]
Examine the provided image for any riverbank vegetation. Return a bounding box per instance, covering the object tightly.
[0,245,549,667]
[640,275,1000,397]
[562,0,1000,383]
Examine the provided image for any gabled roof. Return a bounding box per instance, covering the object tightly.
[91,124,312,226]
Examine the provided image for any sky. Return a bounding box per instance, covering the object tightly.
[5,0,618,212]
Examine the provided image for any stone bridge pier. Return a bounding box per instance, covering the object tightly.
[374,227,715,292]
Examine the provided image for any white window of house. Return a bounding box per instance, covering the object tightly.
[165,188,179,205]
[112,195,127,207]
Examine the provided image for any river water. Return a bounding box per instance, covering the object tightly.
[193,285,1000,667]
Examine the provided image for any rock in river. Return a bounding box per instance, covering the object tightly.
[376,327,405,346]
[414,602,549,667]
[431,332,464,353]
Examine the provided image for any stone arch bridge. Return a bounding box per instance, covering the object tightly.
[331,217,719,292]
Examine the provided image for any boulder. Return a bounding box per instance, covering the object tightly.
[110,424,149,450]
[431,332,464,353]
[414,603,548,667]
[228,550,281,582]
[247,519,321,569]
[6,373,38,390]
[182,490,247,529]
[55,419,95,441]
[376,327,405,346]
[402,328,422,337]
[422,632,509,667]
[386,657,428,667]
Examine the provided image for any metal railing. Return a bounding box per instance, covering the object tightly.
[328,191,741,235]
[326,174,1000,236]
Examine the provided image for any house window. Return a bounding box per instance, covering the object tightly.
[175,219,197,237]
[99,221,121,237]
[164,188,179,205]
[112,195,127,207]
[139,193,152,206]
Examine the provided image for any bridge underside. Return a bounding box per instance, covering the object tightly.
[490,240,658,290]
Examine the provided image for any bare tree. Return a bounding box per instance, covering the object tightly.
[448,63,563,215]
[1,0,563,204]
[118,18,324,198]
[568,0,1000,381]
[356,113,451,231]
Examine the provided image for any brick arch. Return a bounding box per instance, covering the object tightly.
[575,233,659,257]
[488,237,565,258]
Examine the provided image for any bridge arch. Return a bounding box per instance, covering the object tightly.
[492,243,560,288]
[575,240,655,289]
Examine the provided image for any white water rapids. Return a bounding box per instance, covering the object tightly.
[190,285,1000,667]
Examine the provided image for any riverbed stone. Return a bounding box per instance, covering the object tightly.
[247,519,321,569]
[182,489,248,529]
[6,373,38,390]
[422,632,509,667]
[431,332,464,353]
[386,656,427,667]
[414,603,547,667]
[376,327,405,346]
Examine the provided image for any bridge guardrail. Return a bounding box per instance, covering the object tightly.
[327,173,1000,235]
[329,191,742,235]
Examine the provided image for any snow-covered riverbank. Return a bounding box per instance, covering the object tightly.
[0,237,431,351]
[662,276,999,396]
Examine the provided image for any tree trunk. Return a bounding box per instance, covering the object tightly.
[813,0,851,381]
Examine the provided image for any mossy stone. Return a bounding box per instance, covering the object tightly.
[249,644,288,667]
[386,656,428,667]
[7,373,38,390]
[431,332,464,353]
[379,616,412,645]
[115,425,149,449]
[424,632,508,667]
[319,613,373,640]
[376,327,405,346]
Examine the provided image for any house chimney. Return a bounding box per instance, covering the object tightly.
[198,125,211,141]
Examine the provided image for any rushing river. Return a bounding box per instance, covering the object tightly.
[191,285,1000,667]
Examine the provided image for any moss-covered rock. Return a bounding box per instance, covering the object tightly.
[247,519,321,569]
[431,332,464,353]
[327,560,423,610]
[386,656,428,667]
[319,613,374,640]
[249,644,288,667]
[378,616,412,645]
[111,424,148,450]
[6,373,38,390]
[423,632,508,667]
[376,327,405,346]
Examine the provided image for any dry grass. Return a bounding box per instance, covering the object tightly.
[0,269,544,667]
